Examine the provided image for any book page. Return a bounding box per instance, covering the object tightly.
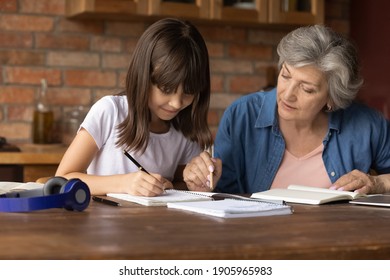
[288,185,365,199]
[251,188,355,205]
[0,182,44,195]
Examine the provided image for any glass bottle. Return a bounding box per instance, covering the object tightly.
[62,106,85,146]
[32,79,54,144]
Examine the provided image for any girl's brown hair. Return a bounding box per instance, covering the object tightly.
[116,18,212,153]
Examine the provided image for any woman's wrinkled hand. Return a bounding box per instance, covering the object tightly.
[183,151,222,192]
[331,169,387,194]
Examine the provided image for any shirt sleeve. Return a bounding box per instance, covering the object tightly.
[80,96,118,150]
[214,106,243,194]
[371,111,390,173]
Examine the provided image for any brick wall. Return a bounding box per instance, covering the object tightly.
[0,0,350,144]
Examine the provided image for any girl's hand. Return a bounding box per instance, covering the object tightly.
[331,169,387,194]
[183,151,222,192]
[120,172,168,196]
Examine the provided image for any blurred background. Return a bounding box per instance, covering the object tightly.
[1,0,388,145]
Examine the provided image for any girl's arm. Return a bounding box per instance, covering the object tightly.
[55,128,165,196]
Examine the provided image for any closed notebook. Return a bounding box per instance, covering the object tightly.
[167,199,293,218]
[251,185,366,205]
[349,195,390,207]
[107,189,213,206]
[0,181,44,195]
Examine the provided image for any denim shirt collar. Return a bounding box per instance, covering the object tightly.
[255,88,278,129]
[328,109,342,133]
[254,88,342,136]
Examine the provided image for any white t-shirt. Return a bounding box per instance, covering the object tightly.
[81,95,202,181]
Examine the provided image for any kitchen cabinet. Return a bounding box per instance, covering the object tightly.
[147,0,210,19]
[66,0,149,21]
[66,0,324,26]
[268,0,324,24]
[210,0,268,24]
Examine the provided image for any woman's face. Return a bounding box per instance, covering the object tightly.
[277,63,329,123]
[148,84,194,123]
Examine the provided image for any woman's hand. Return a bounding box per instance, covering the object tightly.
[331,169,388,194]
[119,171,170,196]
[183,151,222,192]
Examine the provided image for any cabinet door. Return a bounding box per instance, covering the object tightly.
[211,0,268,24]
[268,0,324,24]
[148,0,210,19]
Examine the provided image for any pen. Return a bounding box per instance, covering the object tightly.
[92,196,121,207]
[208,145,214,190]
[123,150,150,174]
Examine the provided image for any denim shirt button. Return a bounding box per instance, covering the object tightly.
[330,171,336,177]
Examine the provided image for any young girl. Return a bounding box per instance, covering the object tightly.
[56,18,213,196]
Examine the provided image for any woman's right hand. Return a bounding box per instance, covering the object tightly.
[183,151,222,192]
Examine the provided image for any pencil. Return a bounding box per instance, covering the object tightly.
[123,150,150,174]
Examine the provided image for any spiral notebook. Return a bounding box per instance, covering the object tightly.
[167,199,293,218]
[108,189,292,217]
[107,189,213,206]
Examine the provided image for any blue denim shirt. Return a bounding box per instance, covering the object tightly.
[214,88,390,194]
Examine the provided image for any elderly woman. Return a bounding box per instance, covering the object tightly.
[184,25,390,194]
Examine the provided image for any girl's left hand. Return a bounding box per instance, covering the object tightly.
[331,169,387,194]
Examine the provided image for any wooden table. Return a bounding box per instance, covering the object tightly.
[1,199,389,260]
[0,144,66,182]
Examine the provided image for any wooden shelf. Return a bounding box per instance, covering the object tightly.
[66,0,324,27]
[0,144,67,182]
[148,0,210,19]
[211,0,268,24]
[66,0,149,21]
[0,144,66,164]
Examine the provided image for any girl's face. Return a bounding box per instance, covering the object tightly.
[277,63,329,123]
[148,84,194,123]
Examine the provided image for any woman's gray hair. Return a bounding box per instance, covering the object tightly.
[277,25,363,110]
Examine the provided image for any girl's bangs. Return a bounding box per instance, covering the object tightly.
[152,46,207,96]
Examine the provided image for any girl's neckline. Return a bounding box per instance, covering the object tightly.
[150,124,172,135]
[149,120,170,134]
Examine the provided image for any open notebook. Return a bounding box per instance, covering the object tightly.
[107,189,285,207]
[107,189,213,206]
[251,185,366,205]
